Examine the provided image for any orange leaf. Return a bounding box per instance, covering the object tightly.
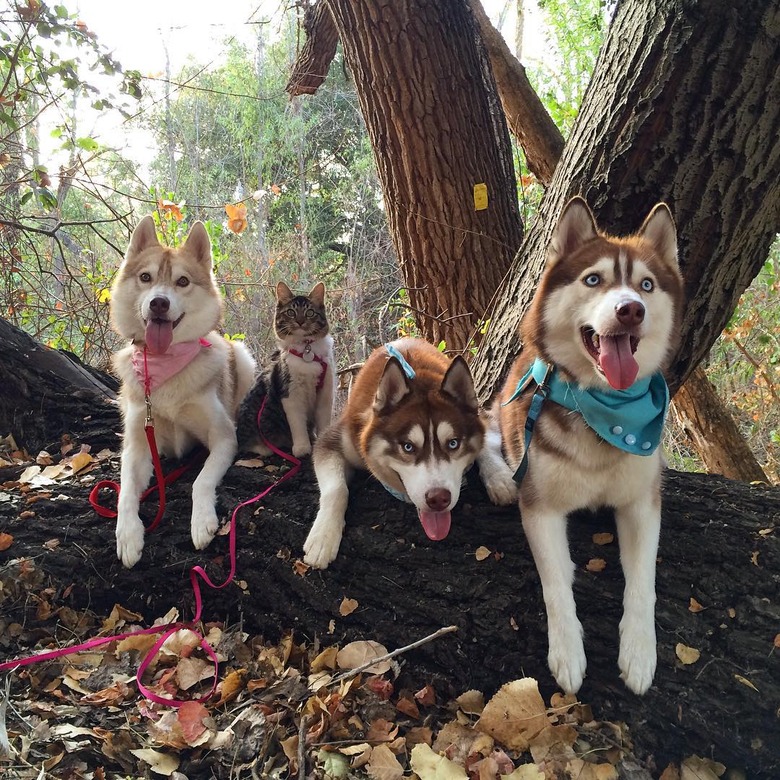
[396,695,420,719]
[0,532,13,551]
[586,558,606,572]
[177,701,209,746]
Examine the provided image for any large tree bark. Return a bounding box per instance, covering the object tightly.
[315,0,524,351]
[473,0,780,400]
[0,317,119,453]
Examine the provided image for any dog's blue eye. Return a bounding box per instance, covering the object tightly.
[447,438,460,450]
[176,276,189,288]
[641,278,654,292]
[584,273,601,287]
[402,442,415,453]
[139,272,152,283]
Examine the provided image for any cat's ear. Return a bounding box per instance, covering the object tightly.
[276,281,294,305]
[308,282,325,307]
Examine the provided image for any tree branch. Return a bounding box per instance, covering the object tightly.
[286,1,340,97]
[468,0,564,186]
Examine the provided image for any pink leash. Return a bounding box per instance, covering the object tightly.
[1,396,301,708]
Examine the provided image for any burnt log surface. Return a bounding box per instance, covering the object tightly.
[0,319,778,774]
[1,402,779,777]
[0,317,119,453]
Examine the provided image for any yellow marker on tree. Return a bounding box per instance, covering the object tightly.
[473,182,488,211]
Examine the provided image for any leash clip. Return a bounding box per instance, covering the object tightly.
[145,394,154,426]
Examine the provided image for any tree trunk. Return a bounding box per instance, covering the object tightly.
[318,0,524,350]
[471,2,772,483]
[672,365,769,483]
[473,0,780,399]
[0,317,118,453]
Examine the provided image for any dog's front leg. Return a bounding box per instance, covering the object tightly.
[116,409,153,568]
[476,420,517,505]
[615,495,660,694]
[190,411,237,550]
[521,502,586,694]
[303,442,352,569]
[314,368,335,439]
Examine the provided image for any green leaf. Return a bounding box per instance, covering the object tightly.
[75,136,99,151]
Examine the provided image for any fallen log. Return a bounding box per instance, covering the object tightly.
[1,431,778,776]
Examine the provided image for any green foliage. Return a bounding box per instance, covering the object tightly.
[526,0,606,136]
[704,239,780,481]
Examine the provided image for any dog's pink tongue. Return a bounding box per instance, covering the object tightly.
[418,510,452,541]
[145,319,174,355]
[599,334,638,390]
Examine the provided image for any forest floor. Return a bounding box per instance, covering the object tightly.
[0,427,776,780]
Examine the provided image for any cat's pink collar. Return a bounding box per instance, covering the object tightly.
[132,338,211,392]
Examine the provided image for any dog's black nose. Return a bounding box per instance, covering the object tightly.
[615,300,644,326]
[425,488,451,512]
[149,296,170,318]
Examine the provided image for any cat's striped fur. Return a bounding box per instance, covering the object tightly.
[237,282,335,457]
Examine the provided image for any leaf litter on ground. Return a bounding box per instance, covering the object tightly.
[0,555,707,780]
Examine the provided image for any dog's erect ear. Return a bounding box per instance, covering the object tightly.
[374,358,411,413]
[441,356,478,413]
[276,281,294,305]
[548,196,598,267]
[638,203,678,269]
[182,221,212,267]
[308,282,326,307]
[126,215,160,258]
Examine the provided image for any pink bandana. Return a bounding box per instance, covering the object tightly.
[132,338,211,393]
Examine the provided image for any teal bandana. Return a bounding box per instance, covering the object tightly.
[505,358,669,482]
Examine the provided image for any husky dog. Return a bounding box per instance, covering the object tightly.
[110,216,255,568]
[497,197,683,695]
[303,338,517,569]
[237,281,335,458]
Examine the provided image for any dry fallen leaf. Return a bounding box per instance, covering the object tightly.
[337,641,391,674]
[476,678,549,751]
[410,742,468,779]
[129,748,180,776]
[734,674,759,692]
[675,643,701,665]
[586,558,607,572]
[366,744,404,780]
[339,597,359,616]
[592,532,614,545]
[688,597,705,613]
[475,545,491,561]
[680,755,726,779]
[773,633,780,650]
[0,532,13,551]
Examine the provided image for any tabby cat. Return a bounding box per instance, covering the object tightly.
[237,281,335,457]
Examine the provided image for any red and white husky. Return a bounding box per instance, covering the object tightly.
[303,338,516,569]
[497,197,683,694]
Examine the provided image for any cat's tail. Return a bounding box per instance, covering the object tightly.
[236,375,269,450]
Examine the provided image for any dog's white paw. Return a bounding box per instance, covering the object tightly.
[303,512,344,569]
[191,506,219,550]
[116,514,145,568]
[618,618,657,694]
[547,617,587,694]
[483,467,518,506]
[292,440,312,458]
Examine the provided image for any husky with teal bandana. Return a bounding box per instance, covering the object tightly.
[494,197,684,695]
